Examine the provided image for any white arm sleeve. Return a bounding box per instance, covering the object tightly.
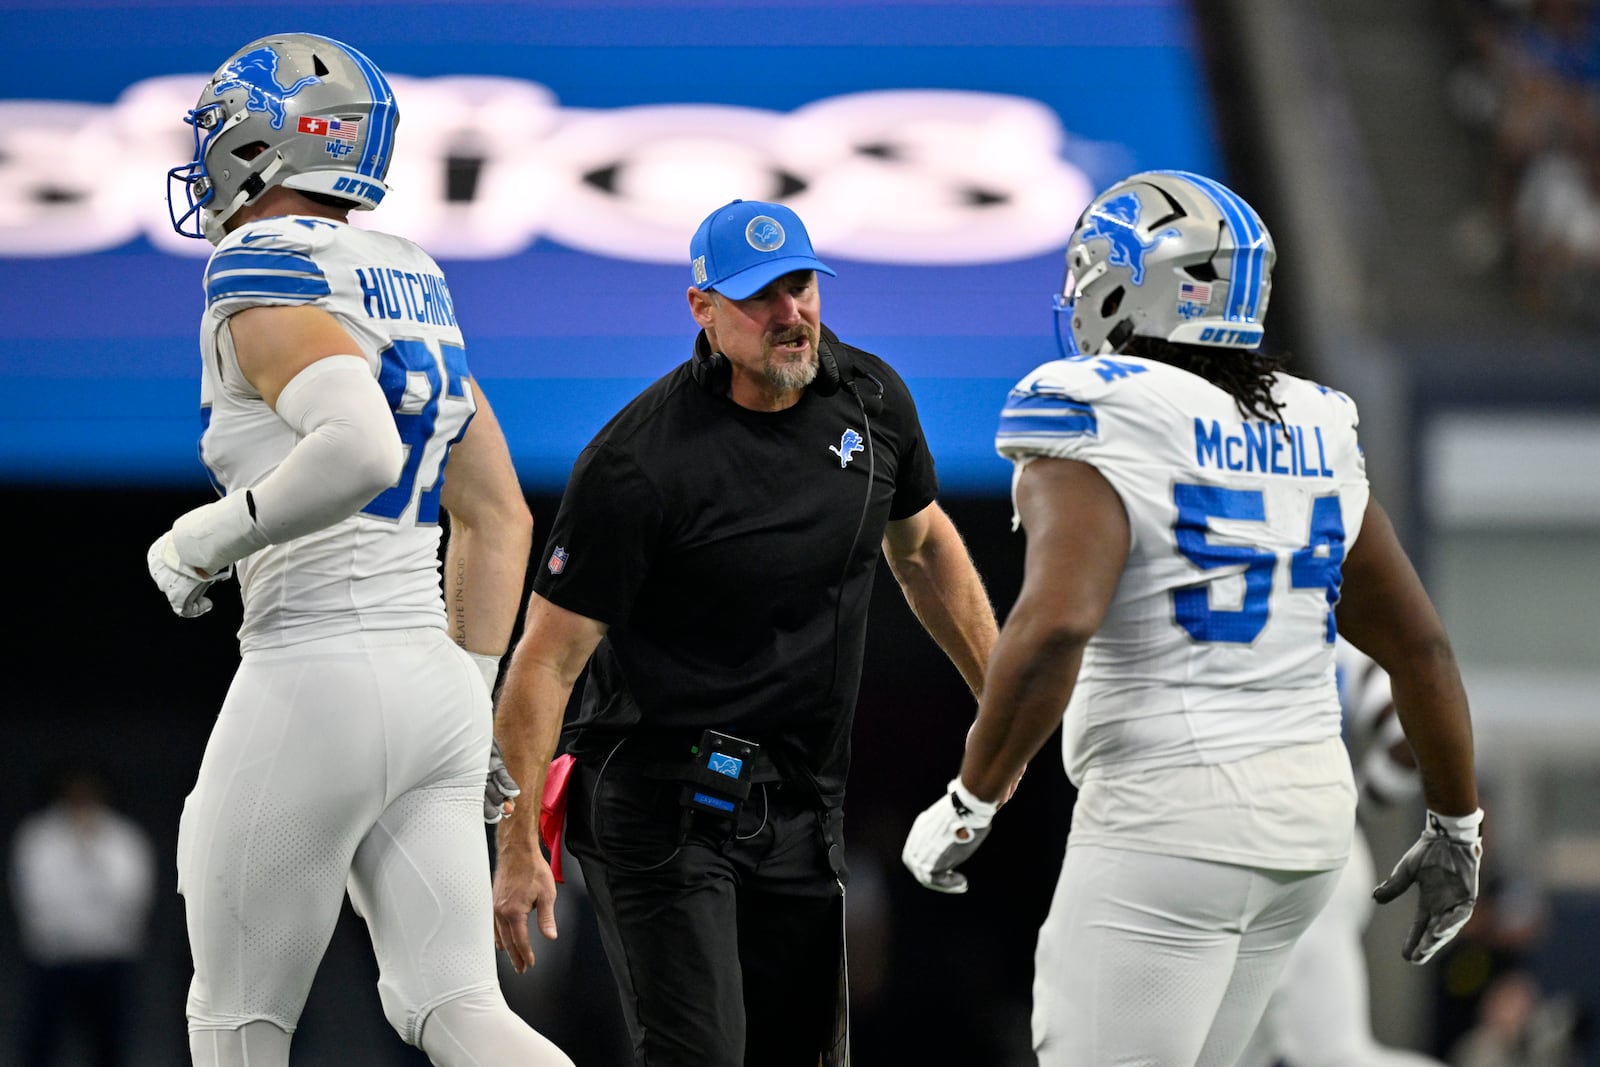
[252,354,403,542]
[171,355,402,573]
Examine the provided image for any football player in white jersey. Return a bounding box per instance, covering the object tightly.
[148,33,572,1067]
[1236,638,1448,1067]
[902,171,1482,1067]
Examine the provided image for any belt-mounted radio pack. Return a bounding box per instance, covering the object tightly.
[677,729,759,822]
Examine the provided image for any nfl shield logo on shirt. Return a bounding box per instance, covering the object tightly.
[547,546,569,575]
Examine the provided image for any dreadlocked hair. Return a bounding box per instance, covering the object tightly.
[1123,337,1291,436]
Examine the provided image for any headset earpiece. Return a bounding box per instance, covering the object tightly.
[811,343,843,398]
[691,343,732,396]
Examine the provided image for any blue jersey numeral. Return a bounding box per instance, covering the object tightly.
[1172,483,1345,644]
[364,338,472,523]
[1291,494,1346,642]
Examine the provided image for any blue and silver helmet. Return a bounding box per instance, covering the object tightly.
[168,32,399,244]
[1054,170,1275,357]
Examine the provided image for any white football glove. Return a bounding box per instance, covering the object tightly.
[1373,808,1484,965]
[483,738,521,824]
[147,491,267,618]
[902,778,998,894]
[146,532,232,618]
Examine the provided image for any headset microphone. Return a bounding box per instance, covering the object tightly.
[844,373,885,420]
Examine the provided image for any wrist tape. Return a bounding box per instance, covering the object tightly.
[950,777,998,827]
[1427,808,1484,842]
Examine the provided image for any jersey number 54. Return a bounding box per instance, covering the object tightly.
[1173,483,1345,644]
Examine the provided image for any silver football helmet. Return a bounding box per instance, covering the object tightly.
[167,33,398,244]
[1053,170,1275,357]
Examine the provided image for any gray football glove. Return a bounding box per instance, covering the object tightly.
[902,778,998,894]
[484,738,521,824]
[1373,808,1484,964]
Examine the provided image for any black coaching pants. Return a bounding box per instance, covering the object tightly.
[565,753,845,1067]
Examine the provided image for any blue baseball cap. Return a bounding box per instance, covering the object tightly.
[689,199,836,300]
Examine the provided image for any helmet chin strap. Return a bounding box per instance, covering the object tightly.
[203,154,285,244]
[1104,318,1135,352]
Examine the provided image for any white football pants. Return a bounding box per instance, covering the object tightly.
[1235,830,1446,1067]
[177,628,571,1066]
[1032,843,1342,1067]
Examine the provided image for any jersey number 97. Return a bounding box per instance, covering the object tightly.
[364,337,473,525]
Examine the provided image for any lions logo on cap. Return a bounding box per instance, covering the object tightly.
[745,216,785,252]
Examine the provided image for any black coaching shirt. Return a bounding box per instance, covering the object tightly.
[532,330,938,799]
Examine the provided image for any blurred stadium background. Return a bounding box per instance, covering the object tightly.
[2,1,1597,1064]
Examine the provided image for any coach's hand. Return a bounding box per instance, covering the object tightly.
[147,531,232,618]
[1373,808,1483,964]
[902,778,998,894]
[493,838,560,974]
[484,739,521,823]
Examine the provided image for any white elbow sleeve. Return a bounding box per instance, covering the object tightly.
[249,354,403,544]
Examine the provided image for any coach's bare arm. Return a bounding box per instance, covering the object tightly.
[882,500,998,701]
[491,594,606,974]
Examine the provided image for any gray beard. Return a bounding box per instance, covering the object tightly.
[763,350,819,393]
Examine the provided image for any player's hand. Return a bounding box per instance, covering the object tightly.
[146,531,232,618]
[1373,808,1483,964]
[902,778,998,894]
[492,842,559,974]
[484,739,521,823]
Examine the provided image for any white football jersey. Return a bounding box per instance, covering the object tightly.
[998,354,1370,784]
[197,216,476,651]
